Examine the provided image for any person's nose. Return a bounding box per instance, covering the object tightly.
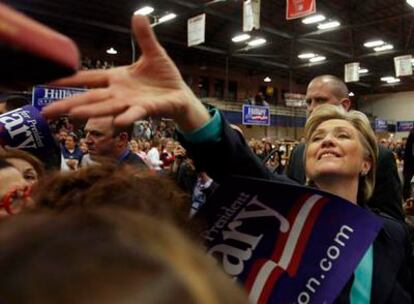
[320,133,336,148]
[85,133,93,144]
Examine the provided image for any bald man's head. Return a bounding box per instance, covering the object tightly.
[305,75,351,115]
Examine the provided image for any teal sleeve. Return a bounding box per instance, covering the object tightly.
[350,244,373,304]
[178,108,222,143]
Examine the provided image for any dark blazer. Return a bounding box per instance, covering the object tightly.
[178,113,412,304]
[120,150,147,168]
[286,143,405,221]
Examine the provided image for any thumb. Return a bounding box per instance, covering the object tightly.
[131,15,165,58]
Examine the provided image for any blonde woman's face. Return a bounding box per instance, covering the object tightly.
[305,119,371,185]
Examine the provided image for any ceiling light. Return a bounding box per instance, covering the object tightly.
[134,6,154,16]
[232,33,251,43]
[374,44,394,52]
[359,68,369,74]
[380,76,395,82]
[247,38,266,47]
[159,13,177,23]
[302,14,326,24]
[317,21,340,30]
[349,92,355,97]
[309,56,326,63]
[264,77,271,83]
[298,53,316,59]
[407,0,414,8]
[387,78,400,84]
[106,47,117,55]
[363,40,384,48]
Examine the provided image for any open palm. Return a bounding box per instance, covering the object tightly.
[43,15,210,132]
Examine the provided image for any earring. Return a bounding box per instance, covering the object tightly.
[361,171,367,176]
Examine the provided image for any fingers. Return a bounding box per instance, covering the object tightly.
[114,106,148,126]
[42,88,110,119]
[69,98,129,119]
[132,15,165,58]
[49,70,110,88]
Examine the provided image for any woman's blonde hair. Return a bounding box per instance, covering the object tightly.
[304,104,378,203]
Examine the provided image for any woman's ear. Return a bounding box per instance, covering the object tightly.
[361,158,372,176]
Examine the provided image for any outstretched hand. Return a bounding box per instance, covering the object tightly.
[42,15,210,132]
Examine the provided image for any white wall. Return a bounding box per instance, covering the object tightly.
[238,125,304,141]
[358,91,414,138]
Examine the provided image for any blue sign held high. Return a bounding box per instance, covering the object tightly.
[397,121,414,132]
[242,104,270,126]
[32,85,86,111]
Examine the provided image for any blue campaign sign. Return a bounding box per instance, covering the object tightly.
[197,176,383,304]
[397,121,414,132]
[32,85,86,111]
[374,119,388,132]
[0,105,55,152]
[242,105,271,126]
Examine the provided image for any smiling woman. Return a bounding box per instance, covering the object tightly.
[304,105,378,204]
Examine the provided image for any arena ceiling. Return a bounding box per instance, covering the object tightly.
[5,0,414,95]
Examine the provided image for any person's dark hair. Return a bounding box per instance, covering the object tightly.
[32,163,190,227]
[113,123,133,139]
[0,158,13,170]
[0,208,249,304]
[4,95,30,112]
[66,132,78,143]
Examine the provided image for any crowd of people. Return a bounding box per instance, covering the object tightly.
[1,11,414,304]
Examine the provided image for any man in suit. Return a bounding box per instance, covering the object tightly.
[84,116,146,167]
[286,75,404,221]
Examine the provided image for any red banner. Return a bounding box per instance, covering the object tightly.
[286,0,316,20]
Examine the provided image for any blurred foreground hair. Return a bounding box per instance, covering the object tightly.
[0,208,248,304]
[32,163,189,226]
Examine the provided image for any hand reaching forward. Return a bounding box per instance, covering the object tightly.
[42,15,210,132]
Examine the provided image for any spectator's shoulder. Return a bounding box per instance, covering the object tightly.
[373,210,409,243]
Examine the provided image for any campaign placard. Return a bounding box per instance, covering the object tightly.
[242,104,270,126]
[197,176,383,304]
[286,0,316,20]
[32,85,86,111]
[0,105,55,152]
[397,121,414,132]
[374,119,388,132]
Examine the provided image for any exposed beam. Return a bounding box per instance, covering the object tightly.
[9,5,131,34]
[232,54,290,69]
[297,40,353,58]
[230,54,287,59]
[299,12,414,38]
[294,60,335,69]
[298,38,349,48]
[164,0,293,40]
